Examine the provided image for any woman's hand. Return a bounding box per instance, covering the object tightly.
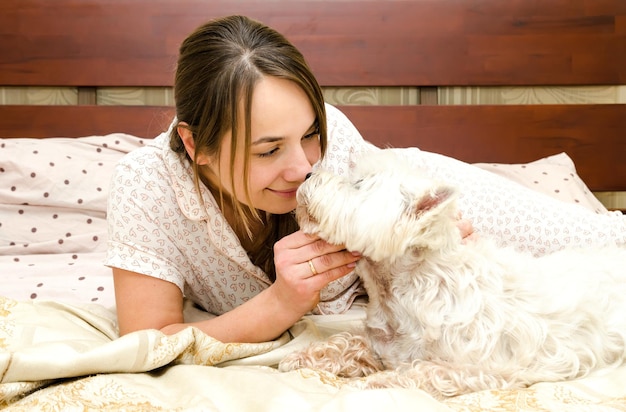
[456,212,478,243]
[271,230,361,315]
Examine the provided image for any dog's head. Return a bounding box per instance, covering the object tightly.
[296,150,460,262]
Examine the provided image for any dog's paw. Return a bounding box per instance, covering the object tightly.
[278,332,384,378]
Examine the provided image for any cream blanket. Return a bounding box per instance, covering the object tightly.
[1,296,626,411]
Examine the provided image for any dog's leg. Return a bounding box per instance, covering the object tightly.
[358,359,514,399]
[415,360,515,397]
[279,331,384,378]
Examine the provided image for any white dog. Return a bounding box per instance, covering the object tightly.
[279,149,626,398]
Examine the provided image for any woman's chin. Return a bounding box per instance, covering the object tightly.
[265,200,297,215]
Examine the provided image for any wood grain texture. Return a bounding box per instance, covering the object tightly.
[0,106,175,140]
[1,0,625,192]
[1,0,624,87]
[340,104,626,192]
[1,104,623,191]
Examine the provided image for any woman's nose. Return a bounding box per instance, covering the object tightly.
[285,147,315,182]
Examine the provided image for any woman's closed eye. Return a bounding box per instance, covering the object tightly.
[302,126,319,141]
[255,127,319,158]
[256,145,280,158]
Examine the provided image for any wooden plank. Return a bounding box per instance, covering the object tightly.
[1,0,624,87]
[339,104,626,192]
[1,104,624,191]
[77,87,97,105]
[0,106,175,139]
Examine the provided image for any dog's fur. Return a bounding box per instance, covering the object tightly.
[279,149,626,398]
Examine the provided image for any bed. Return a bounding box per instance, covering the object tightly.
[1,0,625,410]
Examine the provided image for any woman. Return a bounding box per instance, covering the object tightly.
[106,15,626,342]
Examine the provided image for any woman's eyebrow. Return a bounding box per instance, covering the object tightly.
[252,136,283,146]
[251,120,318,146]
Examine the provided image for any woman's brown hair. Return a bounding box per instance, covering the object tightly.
[169,15,327,280]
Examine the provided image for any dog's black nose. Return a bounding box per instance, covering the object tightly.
[305,172,312,180]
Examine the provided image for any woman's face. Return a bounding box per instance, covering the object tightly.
[210,76,321,214]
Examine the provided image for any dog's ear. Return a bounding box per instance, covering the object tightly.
[414,186,456,215]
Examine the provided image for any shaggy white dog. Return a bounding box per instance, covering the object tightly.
[279,149,626,398]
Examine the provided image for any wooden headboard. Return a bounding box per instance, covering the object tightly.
[1,0,625,193]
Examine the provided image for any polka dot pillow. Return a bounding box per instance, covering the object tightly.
[474,152,608,214]
[0,134,146,255]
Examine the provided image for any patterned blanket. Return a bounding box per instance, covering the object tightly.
[2,297,626,411]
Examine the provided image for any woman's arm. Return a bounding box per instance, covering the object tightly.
[114,231,360,342]
[113,268,185,336]
[114,267,303,342]
[114,267,313,342]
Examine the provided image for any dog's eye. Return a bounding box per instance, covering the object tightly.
[352,178,363,189]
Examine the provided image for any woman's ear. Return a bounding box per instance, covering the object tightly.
[177,123,209,165]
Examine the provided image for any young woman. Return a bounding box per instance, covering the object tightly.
[106,15,626,342]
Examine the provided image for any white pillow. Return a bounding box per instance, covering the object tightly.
[474,152,608,214]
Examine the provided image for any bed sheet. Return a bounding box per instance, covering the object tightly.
[2,296,626,411]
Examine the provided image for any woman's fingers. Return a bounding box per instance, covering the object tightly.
[304,249,360,280]
[272,231,360,314]
[272,230,360,313]
[275,230,360,279]
[456,216,479,243]
[302,250,361,290]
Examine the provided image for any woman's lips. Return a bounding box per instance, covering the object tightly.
[269,188,298,198]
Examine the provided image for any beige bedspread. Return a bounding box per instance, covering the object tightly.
[2,296,626,411]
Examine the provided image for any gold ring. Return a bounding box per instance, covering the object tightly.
[307,259,318,276]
